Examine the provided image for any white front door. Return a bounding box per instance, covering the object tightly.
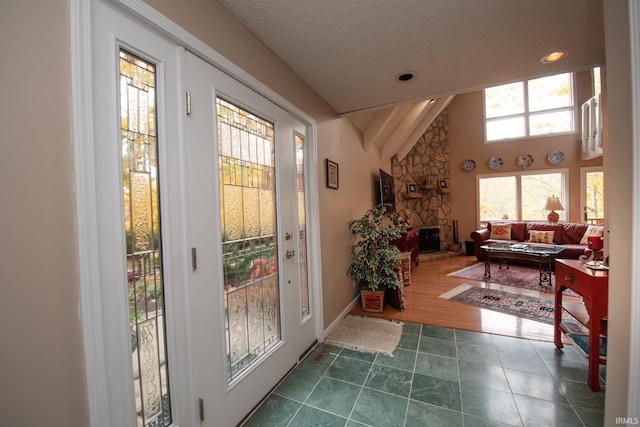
[185,52,307,425]
[85,2,319,426]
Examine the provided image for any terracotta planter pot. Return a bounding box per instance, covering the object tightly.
[360,289,385,312]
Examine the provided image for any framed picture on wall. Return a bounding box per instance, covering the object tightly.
[406,182,418,194]
[326,159,339,189]
[439,180,447,189]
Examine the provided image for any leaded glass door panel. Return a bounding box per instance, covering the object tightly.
[217,98,281,380]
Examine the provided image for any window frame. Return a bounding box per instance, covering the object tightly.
[476,168,569,227]
[483,72,578,143]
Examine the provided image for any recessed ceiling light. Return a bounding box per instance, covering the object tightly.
[540,50,569,64]
[397,72,416,82]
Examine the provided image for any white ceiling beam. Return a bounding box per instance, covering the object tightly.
[363,107,401,152]
[396,95,456,162]
[380,100,432,162]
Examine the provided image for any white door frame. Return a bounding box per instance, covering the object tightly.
[70,0,323,425]
[628,0,640,413]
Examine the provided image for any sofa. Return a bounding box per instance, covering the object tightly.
[469,221,604,262]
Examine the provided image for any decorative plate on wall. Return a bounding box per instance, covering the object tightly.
[488,157,504,170]
[516,154,534,168]
[547,150,565,165]
[461,159,476,172]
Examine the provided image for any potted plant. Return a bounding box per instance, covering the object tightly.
[347,204,407,312]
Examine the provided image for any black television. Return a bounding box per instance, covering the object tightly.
[378,169,396,212]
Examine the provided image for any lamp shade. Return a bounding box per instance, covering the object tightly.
[544,196,564,211]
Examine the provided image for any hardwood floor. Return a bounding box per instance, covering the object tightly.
[349,254,579,342]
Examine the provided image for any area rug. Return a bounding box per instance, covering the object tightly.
[448,262,556,291]
[439,284,558,325]
[325,315,403,356]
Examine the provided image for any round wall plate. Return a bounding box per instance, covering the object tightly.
[461,159,476,172]
[547,150,565,165]
[517,154,534,168]
[488,157,504,170]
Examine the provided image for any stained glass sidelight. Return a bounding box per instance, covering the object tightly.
[217,98,281,381]
[119,50,171,427]
[295,134,310,319]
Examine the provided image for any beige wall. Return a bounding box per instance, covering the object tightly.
[448,70,603,243]
[0,1,88,426]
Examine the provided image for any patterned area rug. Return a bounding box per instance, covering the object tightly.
[448,262,556,291]
[440,284,559,325]
[325,315,403,356]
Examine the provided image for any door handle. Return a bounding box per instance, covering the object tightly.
[285,249,296,259]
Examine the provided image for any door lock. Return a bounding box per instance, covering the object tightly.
[285,232,292,240]
[285,249,296,259]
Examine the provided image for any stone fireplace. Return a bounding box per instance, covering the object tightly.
[392,110,452,250]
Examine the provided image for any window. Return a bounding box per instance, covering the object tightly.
[581,167,604,224]
[478,170,568,224]
[593,66,601,96]
[484,73,575,142]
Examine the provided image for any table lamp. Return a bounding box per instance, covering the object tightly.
[544,195,564,223]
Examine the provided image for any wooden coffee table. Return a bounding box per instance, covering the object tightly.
[481,242,566,287]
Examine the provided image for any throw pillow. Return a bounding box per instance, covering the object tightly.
[529,230,555,244]
[580,225,604,245]
[489,223,512,240]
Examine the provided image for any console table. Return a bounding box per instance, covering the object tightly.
[554,259,608,391]
[391,228,419,268]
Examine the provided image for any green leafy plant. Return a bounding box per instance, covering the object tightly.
[347,204,407,291]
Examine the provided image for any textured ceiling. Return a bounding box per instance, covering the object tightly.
[218,0,605,116]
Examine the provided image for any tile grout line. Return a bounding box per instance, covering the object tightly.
[343,350,379,426]
[529,340,590,427]
[402,323,422,426]
[454,329,466,427]
[284,345,343,427]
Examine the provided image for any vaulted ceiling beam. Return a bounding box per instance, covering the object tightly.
[380,100,432,162]
[363,107,400,152]
[396,95,456,161]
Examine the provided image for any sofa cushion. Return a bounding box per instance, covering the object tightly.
[562,223,589,244]
[528,230,555,244]
[526,222,563,244]
[489,223,512,240]
[580,224,605,245]
[509,222,527,241]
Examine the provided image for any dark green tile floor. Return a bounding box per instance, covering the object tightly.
[242,323,605,426]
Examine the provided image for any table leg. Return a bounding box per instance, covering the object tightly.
[554,286,564,349]
[539,256,552,287]
[484,251,491,278]
[588,317,602,391]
